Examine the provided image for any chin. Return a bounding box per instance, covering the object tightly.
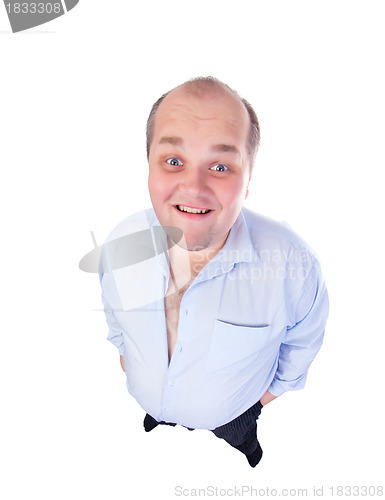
[175,235,212,252]
[176,241,207,252]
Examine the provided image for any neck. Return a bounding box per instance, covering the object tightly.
[166,233,228,292]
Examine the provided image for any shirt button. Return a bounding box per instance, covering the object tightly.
[185,309,188,315]
[169,380,175,386]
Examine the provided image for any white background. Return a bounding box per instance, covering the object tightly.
[1,1,384,498]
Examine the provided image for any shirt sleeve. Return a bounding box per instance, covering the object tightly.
[99,272,125,356]
[268,259,329,397]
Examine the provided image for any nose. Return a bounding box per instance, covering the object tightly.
[179,166,208,198]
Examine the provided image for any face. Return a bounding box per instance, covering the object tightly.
[148,87,251,253]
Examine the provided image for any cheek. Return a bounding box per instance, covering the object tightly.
[216,179,246,208]
[148,171,170,203]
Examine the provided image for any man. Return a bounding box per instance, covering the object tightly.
[99,77,329,467]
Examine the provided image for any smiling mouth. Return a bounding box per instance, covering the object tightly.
[175,205,212,214]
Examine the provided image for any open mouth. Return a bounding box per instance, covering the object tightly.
[175,205,212,215]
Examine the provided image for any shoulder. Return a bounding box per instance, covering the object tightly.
[241,207,319,263]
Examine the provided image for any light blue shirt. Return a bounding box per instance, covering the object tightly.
[100,207,328,430]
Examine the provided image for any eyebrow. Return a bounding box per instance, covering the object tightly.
[211,143,239,155]
[158,136,184,146]
[158,136,239,155]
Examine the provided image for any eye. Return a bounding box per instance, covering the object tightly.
[167,158,183,167]
[210,164,228,172]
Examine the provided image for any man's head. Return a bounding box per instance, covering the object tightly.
[147,77,260,253]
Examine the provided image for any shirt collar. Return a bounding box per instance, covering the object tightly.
[217,209,259,264]
[194,209,259,283]
[147,207,259,262]
[145,208,260,280]
[109,208,259,309]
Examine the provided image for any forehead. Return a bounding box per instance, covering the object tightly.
[153,87,250,146]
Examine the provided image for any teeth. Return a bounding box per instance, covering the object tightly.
[177,205,210,214]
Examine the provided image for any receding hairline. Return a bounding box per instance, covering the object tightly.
[173,78,237,98]
[146,76,261,171]
[159,78,247,116]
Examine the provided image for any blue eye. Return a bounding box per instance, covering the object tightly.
[211,164,228,172]
[167,158,183,166]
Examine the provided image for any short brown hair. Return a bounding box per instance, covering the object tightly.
[146,76,260,172]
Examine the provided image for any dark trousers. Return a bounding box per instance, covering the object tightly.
[143,400,263,462]
[211,400,263,456]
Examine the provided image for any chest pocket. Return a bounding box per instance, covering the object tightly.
[205,320,271,372]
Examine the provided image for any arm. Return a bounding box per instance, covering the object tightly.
[259,390,277,406]
[100,272,125,356]
[120,355,125,372]
[268,260,329,398]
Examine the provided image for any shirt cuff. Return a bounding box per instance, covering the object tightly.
[268,375,307,398]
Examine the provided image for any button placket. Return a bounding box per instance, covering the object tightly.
[161,282,196,422]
